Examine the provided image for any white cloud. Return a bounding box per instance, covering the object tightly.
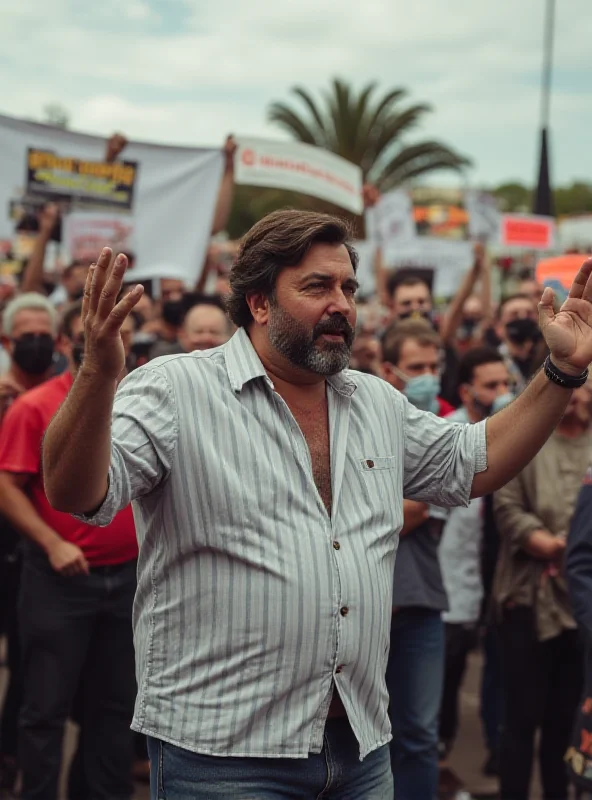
[1,0,591,184]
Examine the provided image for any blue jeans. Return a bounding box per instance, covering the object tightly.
[147,718,393,799]
[386,607,444,800]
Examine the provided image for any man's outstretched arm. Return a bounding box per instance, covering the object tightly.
[471,257,592,498]
[43,248,143,513]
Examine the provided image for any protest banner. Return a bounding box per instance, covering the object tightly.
[365,188,415,246]
[0,113,223,286]
[464,190,502,242]
[383,237,473,298]
[499,213,556,250]
[235,137,363,214]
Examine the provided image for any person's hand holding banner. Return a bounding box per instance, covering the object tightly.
[38,202,60,238]
[105,133,128,164]
[223,135,237,173]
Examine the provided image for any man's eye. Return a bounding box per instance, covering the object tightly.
[343,286,357,296]
[307,283,324,290]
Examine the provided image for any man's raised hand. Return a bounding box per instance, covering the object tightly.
[81,248,143,380]
[539,256,592,376]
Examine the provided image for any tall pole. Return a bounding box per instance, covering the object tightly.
[533,0,555,216]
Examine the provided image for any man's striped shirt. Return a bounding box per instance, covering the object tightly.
[81,327,487,760]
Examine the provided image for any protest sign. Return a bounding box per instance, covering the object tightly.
[366,188,415,246]
[383,237,473,298]
[26,148,138,209]
[499,213,556,250]
[63,213,135,265]
[464,190,502,242]
[0,113,223,286]
[414,204,469,240]
[235,137,363,214]
[536,253,584,291]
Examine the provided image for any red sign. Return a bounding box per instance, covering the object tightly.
[500,214,555,250]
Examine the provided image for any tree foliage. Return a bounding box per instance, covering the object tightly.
[268,79,471,191]
[492,181,592,216]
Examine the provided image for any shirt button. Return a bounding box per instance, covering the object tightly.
[335,665,344,674]
[340,606,349,617]
[366,459,374,468]
[333,541,341,550]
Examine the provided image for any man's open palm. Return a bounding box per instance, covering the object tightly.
[81,248,143,379]
[539,256,592,375]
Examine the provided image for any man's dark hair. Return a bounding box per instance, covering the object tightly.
[496,293,534,319]
[63,261,88,278]
[60,300,83,339]
[381,318,441,366]
[456,347,504,388]
[387,270,432,301]
[226,209,358,328]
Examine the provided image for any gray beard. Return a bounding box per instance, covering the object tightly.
[267,302,352,376]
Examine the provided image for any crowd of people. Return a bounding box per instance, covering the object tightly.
[0,134,592,800]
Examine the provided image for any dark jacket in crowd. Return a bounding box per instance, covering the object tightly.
[565,467,592,789]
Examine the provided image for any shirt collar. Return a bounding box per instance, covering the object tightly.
[223,327,357,397]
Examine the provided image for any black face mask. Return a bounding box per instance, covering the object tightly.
[505,317,540,345]
[457,318,480,341]
[12,333,55,375]
[161,300,185,327]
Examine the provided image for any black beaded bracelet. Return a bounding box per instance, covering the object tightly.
[544,356,589,389]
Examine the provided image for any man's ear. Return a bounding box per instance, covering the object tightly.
[458,383,471,406]
[55,333,70,357]
[0,335,11,353]
[381,361,399,389]
[246,292,271,326]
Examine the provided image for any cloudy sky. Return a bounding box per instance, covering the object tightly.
[2,0,590,187]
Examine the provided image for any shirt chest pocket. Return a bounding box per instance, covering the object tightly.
[359,457,397,472]
[357,456,401,519]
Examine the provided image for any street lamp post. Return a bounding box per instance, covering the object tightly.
[533,0,556,216]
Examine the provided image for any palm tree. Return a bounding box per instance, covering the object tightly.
[268,79,471,191]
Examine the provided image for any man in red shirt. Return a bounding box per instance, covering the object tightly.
[0,301,138,800]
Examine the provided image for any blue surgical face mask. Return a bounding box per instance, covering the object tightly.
[472,389,514,418]
[403,373,441,413]
[491,392,514,414]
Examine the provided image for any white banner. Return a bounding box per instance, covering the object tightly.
[366,188,416,246]
[235,137,363,214]
[464,190,501,242]
[383,237,474,298]
[0,114,223,286]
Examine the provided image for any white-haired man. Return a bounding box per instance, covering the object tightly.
[0,293,59,424]
[0,291,59,792]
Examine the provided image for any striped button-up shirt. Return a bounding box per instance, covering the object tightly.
[82,327,487,760]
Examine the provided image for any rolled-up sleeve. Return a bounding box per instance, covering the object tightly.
[402,399,488,507]
[74,365,178,527]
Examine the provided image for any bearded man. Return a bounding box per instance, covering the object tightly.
[42,210,592,800]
